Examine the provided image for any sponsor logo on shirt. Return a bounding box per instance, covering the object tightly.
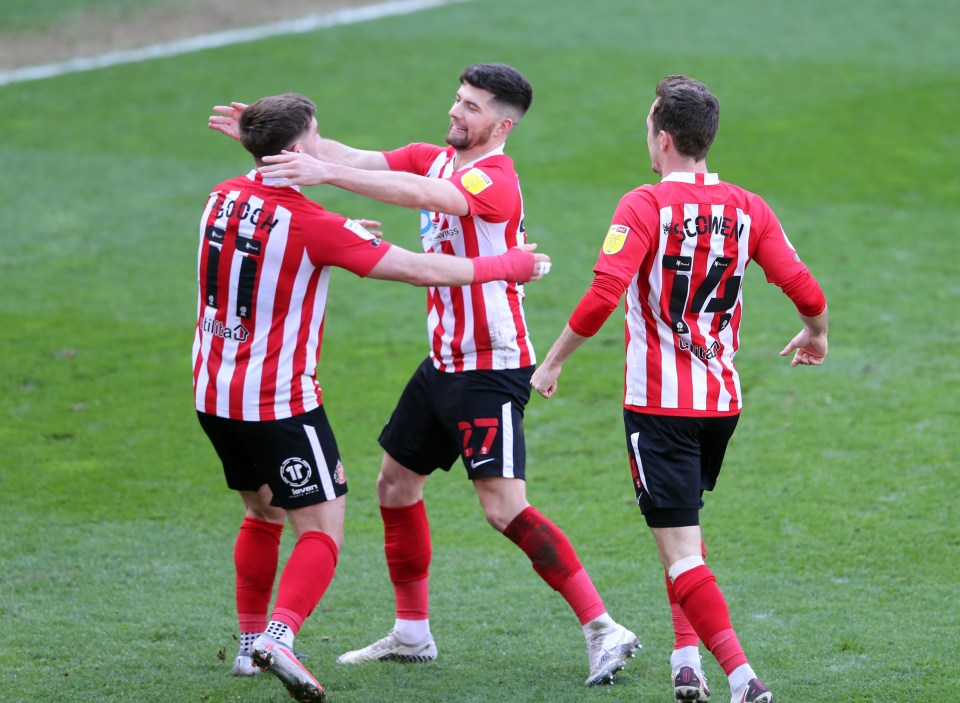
[201,316,249,342]
[602,225,630,254]
[460,168,493,195]
[428,226,462,243]
[678,338,722,361]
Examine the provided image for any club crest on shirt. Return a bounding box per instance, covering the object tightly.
[602,225,630,254]
[460,168,493,195]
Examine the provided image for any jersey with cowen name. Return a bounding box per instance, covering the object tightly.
[594,172,820,416]
[384,142,534,372]
[193,170,391,421]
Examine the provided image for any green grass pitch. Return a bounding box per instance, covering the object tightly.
[1,1,958,701]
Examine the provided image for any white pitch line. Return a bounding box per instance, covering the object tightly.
[0,0,472,88]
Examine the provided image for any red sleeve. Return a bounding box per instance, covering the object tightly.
[568,272,628,337]
[383,142,445,175]
[448,156,518,222]
[568,190,657,337]
[591,189,657,282]
[749,196,826,316]
[301,211,392,277]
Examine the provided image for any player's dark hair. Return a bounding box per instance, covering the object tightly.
[239,93,316,161]
[652,75,719,161]
[459,63,533,118]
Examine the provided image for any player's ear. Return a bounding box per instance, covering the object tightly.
[658,129,672,152]
[495,116,515,138]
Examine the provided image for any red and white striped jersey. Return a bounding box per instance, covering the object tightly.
[192,170,391,421]
[593,172,823,416]
[384,142,534,372]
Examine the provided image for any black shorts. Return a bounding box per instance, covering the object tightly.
[378,357,533,480]
[197,405,348,509]
[623,409,739,527]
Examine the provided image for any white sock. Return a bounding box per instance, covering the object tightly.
[728,663,757,694]
[581,612,614,637]
[394,618,431,644]
[670,645,702,672]
[264,620,294,648]
[238,631,259,655]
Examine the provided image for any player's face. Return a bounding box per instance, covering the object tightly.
[296,117,322,158]
[446,83,504,151]
[646,99,663,175]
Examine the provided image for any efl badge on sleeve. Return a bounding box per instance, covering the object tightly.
[602,225,630,254]
[461,168,493,195]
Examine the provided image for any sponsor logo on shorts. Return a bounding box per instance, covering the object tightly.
[279,457,313,488]
[470,457,496,468]
[460,168,493,195]
[602,225,630,254]
[333,460,346,485]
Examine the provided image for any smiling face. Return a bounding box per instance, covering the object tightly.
[445,82,511,153]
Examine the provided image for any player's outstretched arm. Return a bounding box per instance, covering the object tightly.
[260,151,469,215]
[367,244,550,288]
[780,308,829,367]
[207,104,387,169]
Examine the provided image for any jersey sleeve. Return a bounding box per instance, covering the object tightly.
[592,189,658,282]
[749,196,826,316]
[383,142,446,175]
[568,191,658,337]
[301,211,392,277]
[448,157,519,222]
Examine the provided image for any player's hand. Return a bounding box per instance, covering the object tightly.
[208,102,247,141]
[780,328,828,367]
[507,243,551,281]
[259,150,331,187]
[531,363,561,398]
[355,219,383,238]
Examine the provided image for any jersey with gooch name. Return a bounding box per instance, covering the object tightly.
[593,172,824,416]
[383,142,534,372]
[193,170,391,421]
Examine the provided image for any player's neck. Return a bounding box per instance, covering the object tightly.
[660,157,708,178]
[453,139,505,170]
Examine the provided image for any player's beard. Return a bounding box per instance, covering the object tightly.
[445,121,495,151]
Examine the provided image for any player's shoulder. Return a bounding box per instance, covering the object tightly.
[713,177,771,207]
[463,153,518,188]
[617,182,660,210]
[474,151,515,172]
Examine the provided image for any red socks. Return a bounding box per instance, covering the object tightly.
[666,540,705,649]
[666,571,699,649]
[672,564,747,674]
[271,531,339,632]
[234,517,283,632]
[382,500,432,620]
[504,506,605,624]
